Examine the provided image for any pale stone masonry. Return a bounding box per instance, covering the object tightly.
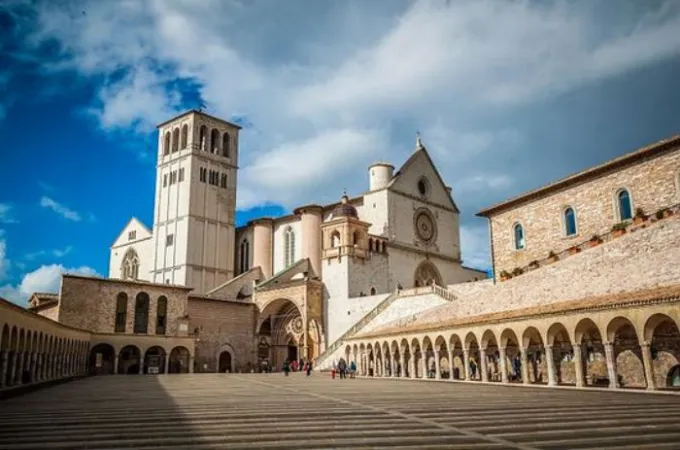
[478,135,680,280]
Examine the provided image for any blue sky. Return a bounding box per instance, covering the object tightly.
[1,0,680,305]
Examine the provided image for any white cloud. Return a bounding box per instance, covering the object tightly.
[0,203,18,224]
[25,245,73,261]
[39,196,82,221]
[0,264,98,306]
[0,230,8,280]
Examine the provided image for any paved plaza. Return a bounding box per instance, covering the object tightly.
[1,375,680,449]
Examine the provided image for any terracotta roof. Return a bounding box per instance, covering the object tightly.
[477,135,680,217]
[354,283,680,340]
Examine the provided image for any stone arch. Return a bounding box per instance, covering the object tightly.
[500,328,521,382]
[413,260,442,287]
[645,313,680,388]
[422,336,435,378]
[217,343,236,373]
[480,329,500,382]
[144,346,167,374]
[522,326,546,384]
[464,331,481,380]
[410,337,422,378]
[607,316,645,388]
[400,338,411,377]
[258,298,307,369]
[434,335,448,379]
[448,333,464,380]
[117,345,141,375]
[169,346,191,374]
[547,322,574,385]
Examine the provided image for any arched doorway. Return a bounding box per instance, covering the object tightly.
[144,346,166,374]
[118,345,141,374]
[414,260,443,287]
[89,343,115,375]
[219,351,232,373]
[168,346,190,374]
[258,298,309,371]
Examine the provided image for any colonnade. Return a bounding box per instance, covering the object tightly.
[346,307,680,390]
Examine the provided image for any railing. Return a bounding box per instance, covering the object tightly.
[314,284,457,367]
[500,202,680,281]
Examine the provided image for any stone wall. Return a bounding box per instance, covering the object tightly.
[187,296,257,373]
[59,274,191,336]
[406,214,680,326]
[487,144,680,278]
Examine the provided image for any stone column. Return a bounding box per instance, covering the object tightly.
[463,349,471,380]
[640,342,656,391]
[520,347,529,384]
[573,344,585,388]
[399,354,405,378]
[189,356,195,373]
[409,356,415,379]
[114,355,120,375]
[420,354,427,379]
[16,352,25,385]
[448,349,455,380]
[434,349,441,380]
[480,350,489,383]
[31,353,38,383]
[604,342,620,389]
[164,356,170,374]
[545,345,557,386]
[499,347,508,384]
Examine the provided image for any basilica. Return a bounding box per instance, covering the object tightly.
[1,111,679,394]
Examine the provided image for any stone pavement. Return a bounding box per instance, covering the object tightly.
[1,374,680,449]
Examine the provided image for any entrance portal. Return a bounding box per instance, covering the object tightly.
[219,351,232,373]
[287,344,298,363]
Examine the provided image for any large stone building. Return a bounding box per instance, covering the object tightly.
[1,110,679,394]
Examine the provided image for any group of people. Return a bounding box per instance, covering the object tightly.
[332,358,357,379]
[282,359,313,376]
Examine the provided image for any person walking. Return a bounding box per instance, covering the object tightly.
[350,360,357,379]
[306,360,313,376]
[338,358,347,379]
[283,360,290,377]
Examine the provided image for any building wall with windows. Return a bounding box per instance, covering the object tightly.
[109,218,154,282]
[479,137,680,279]
[272,218,302,275]
[57,274,192,337]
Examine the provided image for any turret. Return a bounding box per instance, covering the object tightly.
[368,162,394,192]
[293,205,323,279]
[251,218,274,279]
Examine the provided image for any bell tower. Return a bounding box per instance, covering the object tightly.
[151,110,241,294]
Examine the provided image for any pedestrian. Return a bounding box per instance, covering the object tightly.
[306,360,313,376]
[283,360,290,377]
[350,360,357,378]
[338,358,347,379]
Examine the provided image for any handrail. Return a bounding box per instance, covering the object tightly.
[314,284,457,366]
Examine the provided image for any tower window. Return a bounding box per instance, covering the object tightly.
[170,171,177,185]
[199,167,207,183]
[179,168,185,182]
[564,207,577,236]
[166,234,174,247]
[199,125,208,151]
[172,128,179,153]
[163,132,171,156]
[180,125,188,149]
[222,132,230,157]
[220,173,228,188]
[210,129,220,154]
[617,189,633,221]
[163,174,168,187]
[513,223,525,250]
[284,226,296,268]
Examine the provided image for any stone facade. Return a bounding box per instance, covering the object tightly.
[479,137,680,280]
[58,274,191,337]
[187,296,257,373]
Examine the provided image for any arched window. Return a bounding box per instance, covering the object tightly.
[331,231,341,248]
[163,132,170,155]
[370,287,377,295]
[352,231,359,246]
[115,293,127,333]
[564,207,577,236]
[239,239,250,274]
[222,132,230,157]
[172,128,179,152]
[513,223,525,250]
[617,189,633,221]
[121,248,139,280]
[133,292,150,334]
[369,238,374,252]
[284,227,295,268]
[210,129,220,154]
[180,125,188,149]
[156,296,167,335]
[199,125,208,151]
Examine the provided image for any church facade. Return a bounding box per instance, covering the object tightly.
[103,109,484,372]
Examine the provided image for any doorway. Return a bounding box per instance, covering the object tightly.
[219,351,232,373]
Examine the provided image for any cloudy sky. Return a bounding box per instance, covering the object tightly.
[1,0,680,305]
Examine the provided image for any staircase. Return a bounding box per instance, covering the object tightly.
[314,284,456,368]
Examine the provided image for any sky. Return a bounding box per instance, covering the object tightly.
[1,0,680,305]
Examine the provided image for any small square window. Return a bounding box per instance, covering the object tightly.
[166,234,174,246]
[128,231,136,241]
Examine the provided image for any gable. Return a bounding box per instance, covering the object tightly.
[111,217,153,248]
[388,147,458,212]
